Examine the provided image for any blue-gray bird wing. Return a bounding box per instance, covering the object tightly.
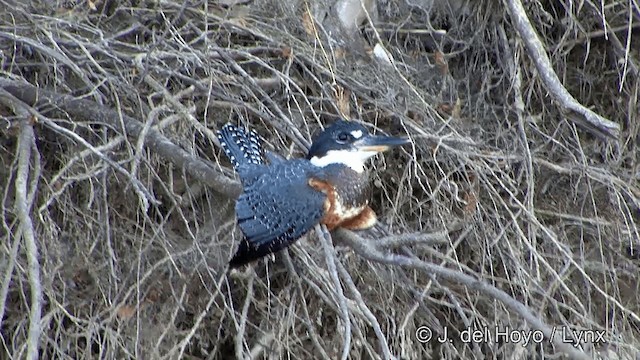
[230,161,326,268]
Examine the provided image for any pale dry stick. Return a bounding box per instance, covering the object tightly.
[405,232,500,284]
[96,95,119,283]
[389,162,416,221]
[347,315,380,359]
[25,135,41,212]
[499,24,541,280]
[535,259,615,339]
[557,22,640,55]
[436,279,485,357]
[60,30,112,75]
[414,132,475,203]
[533,158,640,200]
[335,229,591,360]
[282,58,342,124]
[132,211,153,359]
[336,261,394,360]
[374,229,453,249]
[282,252,332,360]
[608,188,640,254]
[235,273,256,359]
[316,225,352,360]
[45,302,134,358]
[43,28,103,96]
[141,75,220,147]
[133,206,190,277]
[0,95,22,333]
[294,244,350,296]
[301,2,338,84]
[534,209,613,227]
[40,140,126,209]
[567,124,612,283]
[288,282,382,359]
[99,161,118,283]
[153,218,234,351]
[397,227,482,356]
[294,249,394,359]
[168,1,291,59]
[131,50,204,68]
[292,245,376,355]
[505,0,620,139]
[606,10,639,86]
[15,121,42,360]
[299,268,338,307]
[25,11,106,38]
[0,214,21,347]
[533,137,638,197]
[468,150,634,199]
[248,331,276,360]
[131,104,170,180]
[0,88,43,359]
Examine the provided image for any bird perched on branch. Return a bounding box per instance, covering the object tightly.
[217,120,409,268]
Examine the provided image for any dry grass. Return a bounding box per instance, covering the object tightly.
[1,0,639,359]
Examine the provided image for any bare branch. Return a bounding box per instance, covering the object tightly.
[15,122,42,360]
[505,0,621,140]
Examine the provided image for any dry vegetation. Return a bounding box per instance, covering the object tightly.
[1,0,639,359]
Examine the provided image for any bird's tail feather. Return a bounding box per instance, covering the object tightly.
[217,123,264,170]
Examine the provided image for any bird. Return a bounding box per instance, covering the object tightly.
[217,120,410,268]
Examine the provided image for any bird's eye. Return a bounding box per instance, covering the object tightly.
[337,132,350,143]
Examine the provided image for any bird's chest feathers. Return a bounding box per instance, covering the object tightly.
[307,166,371,229]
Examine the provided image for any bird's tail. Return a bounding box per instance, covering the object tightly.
[217,123,264,170]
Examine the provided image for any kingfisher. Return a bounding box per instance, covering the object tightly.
[217,120,409,268]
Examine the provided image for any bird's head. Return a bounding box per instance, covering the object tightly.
[307,120,410,173]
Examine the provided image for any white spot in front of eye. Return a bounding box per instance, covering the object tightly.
[350,130,363,139]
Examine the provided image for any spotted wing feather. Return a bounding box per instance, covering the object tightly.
[229,160,326,268]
